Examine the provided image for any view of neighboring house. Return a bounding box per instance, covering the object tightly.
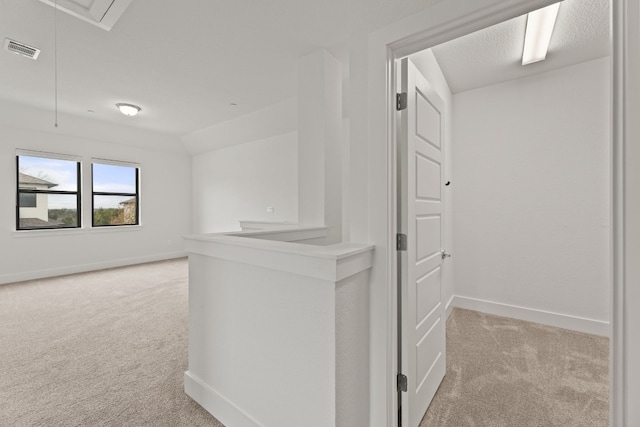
[119,197,137,225]
[18,172,60,228]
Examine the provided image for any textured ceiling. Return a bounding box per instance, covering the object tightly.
[0,0,443,136]
[0,0,318,135]
[427,0,610,94]
[0,0,609,136]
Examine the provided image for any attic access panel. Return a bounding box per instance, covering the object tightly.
[38,0,134,31]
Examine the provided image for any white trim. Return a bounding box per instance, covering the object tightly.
[238,220,299,231]
[450,296,610,337]
[12,227,85,238]
[16,148,82,162]
[184,231,374,282]
[445,294,456,319]
[88,224,143,233]
[385,42,398,427]
[609,0,626,418]
[91,157,140,167]
[226,226,329,243]
[611,1,627,426]
[0,252,187,285]
[183,372,264,427]
[13,224,144,237]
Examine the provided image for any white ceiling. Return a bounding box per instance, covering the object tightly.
[0,0,354,135]
[0,0,609,137]
[427,0,610,93]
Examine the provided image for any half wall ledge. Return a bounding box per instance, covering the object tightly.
[183,226,374,427]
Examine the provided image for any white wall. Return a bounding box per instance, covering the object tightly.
[297,50,344,244]
[188,50,349,237]
[181,98,297,156]
[184,237,373,427]
[186,254,336,427]
[451,57,610,333]
[191,132,298,233]
[0,102,192,285]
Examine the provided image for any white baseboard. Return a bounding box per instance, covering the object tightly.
[450,295,610,337]
[445,294,456,319]
[184,371,263,427]
[0,251,187,285]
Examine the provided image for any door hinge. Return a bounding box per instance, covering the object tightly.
[397,373,408,392]
[397,233,407,251]
[396,92,407,111]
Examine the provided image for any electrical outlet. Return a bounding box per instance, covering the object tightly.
[266,205,274,213]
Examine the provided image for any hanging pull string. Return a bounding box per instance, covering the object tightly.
[54,0,58,128]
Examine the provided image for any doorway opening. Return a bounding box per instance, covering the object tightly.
[391,0,613,426]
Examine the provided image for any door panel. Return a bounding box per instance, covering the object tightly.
[416,266,441,325]
[416,156,441,200]
[399,58,447,427]
[416,217,440,260]
[416,91,441,148]
[416,316,443,389]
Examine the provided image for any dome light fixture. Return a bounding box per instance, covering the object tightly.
[116,103,141,117]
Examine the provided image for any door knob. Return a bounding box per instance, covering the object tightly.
[441,250,452,260]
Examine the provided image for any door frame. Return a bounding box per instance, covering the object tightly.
[369,0,625,426]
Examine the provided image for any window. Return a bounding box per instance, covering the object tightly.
[92,161,139,227]
[16,153,81,230]
[19,192,37,208]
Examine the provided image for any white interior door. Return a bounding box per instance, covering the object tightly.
[398,57,447,427]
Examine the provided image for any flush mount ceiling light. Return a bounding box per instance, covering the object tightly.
[116,103,141,116]
[522,2,561,66]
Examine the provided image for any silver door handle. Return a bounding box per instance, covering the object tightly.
[441,250,452,260]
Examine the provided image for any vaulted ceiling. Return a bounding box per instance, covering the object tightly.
[0,0,609,137]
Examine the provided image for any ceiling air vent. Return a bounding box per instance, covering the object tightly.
[3,39,41,60]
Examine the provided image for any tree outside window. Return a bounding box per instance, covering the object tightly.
[92,162,139,227]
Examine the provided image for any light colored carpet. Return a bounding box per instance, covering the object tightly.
[1,261,609,427]
[0,258,223,427]
[421,308,609,427]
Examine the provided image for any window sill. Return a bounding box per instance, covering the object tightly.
[13,225,144,238]
[13,228,85,238]
[89,225,143,233]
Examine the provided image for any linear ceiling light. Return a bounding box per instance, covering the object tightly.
[116,103,141,116]
[522,2,560,66]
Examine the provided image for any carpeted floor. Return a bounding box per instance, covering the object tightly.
[0,258,223,427]
[1,260,609,427]
[421,308,609,427]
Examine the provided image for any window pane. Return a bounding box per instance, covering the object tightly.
[93,195,137,226]
[19,193,37,208]
[18,194,78,229]
[18,156,77,192]
[93,164,137,193]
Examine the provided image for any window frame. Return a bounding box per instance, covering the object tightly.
[91,160,140,227]
[16,153,82,231]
